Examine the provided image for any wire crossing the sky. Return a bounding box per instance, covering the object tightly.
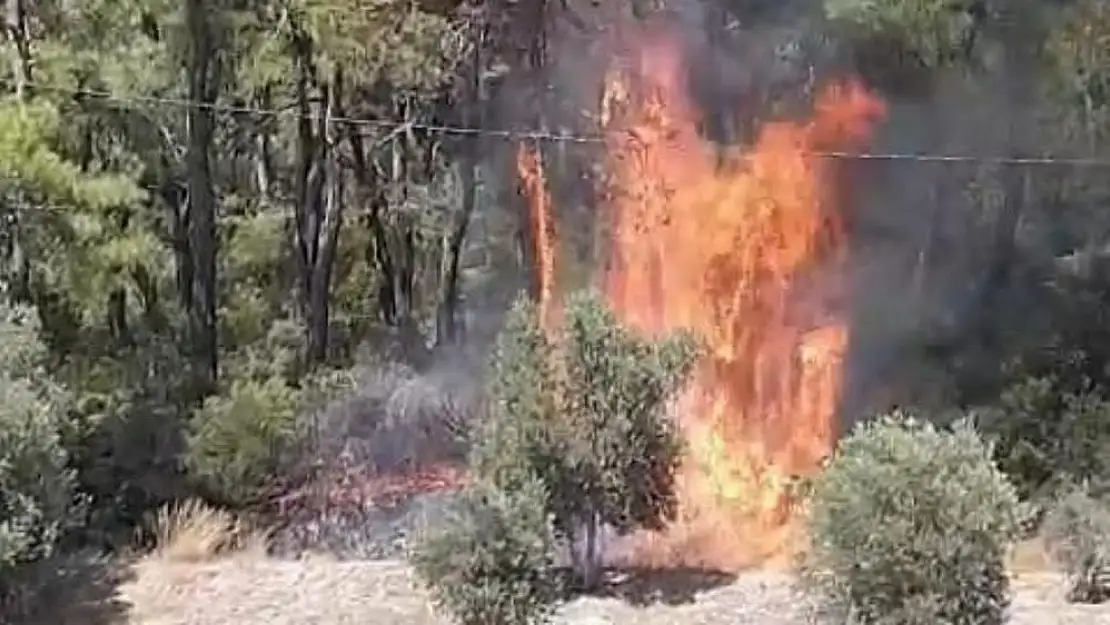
[8,79,1110,167]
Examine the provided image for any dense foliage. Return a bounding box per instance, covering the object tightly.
[0,306,80,590]
[1042,484,1110,603]
[801,413,1023,625]
[410,479,562,625]
[466,292,697,588]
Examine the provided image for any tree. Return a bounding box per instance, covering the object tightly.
[824,0,985,69]
[471,291,699,588]
[184,0,221,393]
[411,479,562,625]
[801,413,1024,625]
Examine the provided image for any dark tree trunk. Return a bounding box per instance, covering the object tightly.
[4,0,32,98]
[582,511,603,589]
[972,4,1039,354]
[185,0,219,394]
[291,40,345,367]
[347,122,421,342]
[437,22,486,346]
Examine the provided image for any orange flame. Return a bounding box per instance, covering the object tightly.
[516,142,558,330]
[601,29,884,569]
[515,25,884,569]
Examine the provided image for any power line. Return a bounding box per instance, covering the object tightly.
[28,81,600,144]
[14,79,1110,167]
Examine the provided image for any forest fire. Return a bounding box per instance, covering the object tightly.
[516,143,558,329]
[518,26,885,569]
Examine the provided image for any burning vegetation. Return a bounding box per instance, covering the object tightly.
[518,22,885,569]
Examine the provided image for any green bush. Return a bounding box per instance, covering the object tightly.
[1042,485,1110,604]
[185,376,306,506]
[0,377,80,573]
[469,292,697,588]
[801,412,1024,625]
[824,0,981,68]
[0,307,80,595]
[410,479,562,625]
[63,335,194,546]
[978,375,1110,502]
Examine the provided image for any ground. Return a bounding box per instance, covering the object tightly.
[19,543,1110,625]
[10,500,1109,624]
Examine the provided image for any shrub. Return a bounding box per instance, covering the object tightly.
[977,376,1110,502]
[410,479,562,625]
[305,359,472,476]
[470,292,698,588]
[0,377,80,575]
[185,376,306,506]
[64,335,194,546]
[801,412,1024,625]
[1042,485,1110,603]
[0,307,80,598]
[824,0,982,68]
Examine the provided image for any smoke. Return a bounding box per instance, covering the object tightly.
[304,358,474,475]
[273,0,1095,561]
[524,2,1051,427]
[270,348,480,559]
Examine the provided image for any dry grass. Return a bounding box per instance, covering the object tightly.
[144,499,268,563]
[110,553,1110,625]
[17,536,1106,625]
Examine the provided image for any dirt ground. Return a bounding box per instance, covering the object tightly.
[21,546,1110,625]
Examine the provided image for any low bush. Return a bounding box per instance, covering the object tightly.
[1042,484,1110,603]
[801,412,1024,625]
[185,376,307,506]
[0,306,81,603]
[0,377,81,580]
[977,375,1110,502]
[410,479,562,625]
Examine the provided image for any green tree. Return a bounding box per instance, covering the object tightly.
[185,376,307,506]
[471,292,698,588]
[824,0,984,69]
[802,412,1024,625]
[412,479,562,625]
[978,374,1110,503]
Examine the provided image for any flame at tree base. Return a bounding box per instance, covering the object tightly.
[519,24,885,570]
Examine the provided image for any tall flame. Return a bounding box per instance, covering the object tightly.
[517,26,885,569]
[517,142,558,330]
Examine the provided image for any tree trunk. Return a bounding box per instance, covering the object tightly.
[291,37,344,367]
[4,0,32,98]
[436,22,485,346]
[566,524,581,580]
[582,511,603,590]
[255,86,274,202]
[343,121,407,330]
[307,70,345,364]
[184,0,219,394]
[2,0,31,303]
[968,4,1038,355]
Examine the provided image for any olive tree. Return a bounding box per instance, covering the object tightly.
[801,412,1024,625]
[471,291,699,588]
